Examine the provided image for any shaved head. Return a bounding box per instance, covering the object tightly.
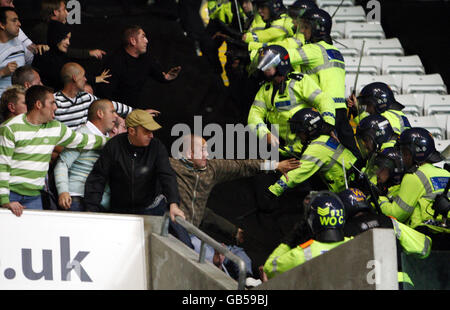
[181,134,206,159]
[60,62,87,91]
[60,62,83,85]
[88,99,112,121]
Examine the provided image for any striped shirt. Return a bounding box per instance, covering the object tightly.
[18,28,34,65]
[0,114,107,204]
[0,37,27,95]
[54,91,133,130]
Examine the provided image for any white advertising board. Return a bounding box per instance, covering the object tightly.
[0,209,149,290]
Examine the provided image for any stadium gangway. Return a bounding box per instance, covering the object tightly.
[160,213,247,290]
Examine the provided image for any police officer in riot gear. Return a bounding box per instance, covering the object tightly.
[267,108,357,197]
[356,82,411,136]
[339,188,432,288]
[262,191,352,279]
[243,0,294,44]
[378,127,450,249]
[355,114,396,161]
[248,45,336,157]
[285,8,361,161]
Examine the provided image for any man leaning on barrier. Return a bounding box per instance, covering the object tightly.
[170,134,299,242]
[83,109,193,248]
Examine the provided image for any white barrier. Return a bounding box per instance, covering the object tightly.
[0,209,150,290]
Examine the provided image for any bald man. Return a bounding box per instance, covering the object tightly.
[53,99,119,211]
[169,134,299,245]
[52,62,130,130]
[54,62,159,130]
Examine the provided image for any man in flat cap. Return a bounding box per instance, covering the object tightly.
[84,109,192,247]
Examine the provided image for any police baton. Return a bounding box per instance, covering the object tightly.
[350,40,366,118]
[233,0,244,33]
[331,0,346,19]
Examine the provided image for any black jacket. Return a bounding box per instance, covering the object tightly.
[96,48,168,109]
[84,133,180,214]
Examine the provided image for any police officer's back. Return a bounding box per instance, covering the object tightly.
[263,191,351,279]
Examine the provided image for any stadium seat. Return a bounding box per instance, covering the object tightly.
[381,55,425,75]
[334,38,360,57]
[435,139,450,153]
[401,74,448,95]
[317,0,355,8]
[408,115,446,140]
[331,20,346,39]
[323,6,366,23]
[363,38,404,56]
[435,139,450,168]
[396,94,425,117]
[356,74,401,95]
[344,56,382,75]
[423,94,450,116]
[344,22,385,40]
[345,73,357,97]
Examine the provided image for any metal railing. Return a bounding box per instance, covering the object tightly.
[161,213,247,290]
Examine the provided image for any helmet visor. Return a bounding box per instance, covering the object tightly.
[256,49,281,72]
[357,95,377,108]
[288,6,308,20]
[356,135,373,160]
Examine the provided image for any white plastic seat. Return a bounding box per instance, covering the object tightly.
[345,73,357,98]
[402,74,447,95]
[435,140,450,153]
[381,55,425,75]
[423,94,450,116]
[344,22,385,40]
[317,0,355,8]
[331,20,346,39]
[334,38,360,57]
[363,38,404,56]
[356,74,401,95]
[395,94,425,117]
[344,56,382,75]
[323,6,366,23]
[408,115,446,140]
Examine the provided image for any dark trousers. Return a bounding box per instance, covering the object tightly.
[139,197,195,250]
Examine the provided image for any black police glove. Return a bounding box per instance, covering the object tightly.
[224,35,249,49]
[348,104,359,119]
[258,188,279,214]
[321,122,336,136]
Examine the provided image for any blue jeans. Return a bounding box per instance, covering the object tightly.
[190,235,253,280]
[69,196,85,212]
[9,191,43,210]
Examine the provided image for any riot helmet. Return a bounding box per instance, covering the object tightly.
[397,127,444,168]
[338,188,371,220]
[287,0,318,20]
[356,114,394,159]
[299,8,332,43]
[358,82,404,114]
[373,147,405,190]
[289,107,324,142]
[253,0,285,22]
[307,191,346,243]
[256,44,293,77]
